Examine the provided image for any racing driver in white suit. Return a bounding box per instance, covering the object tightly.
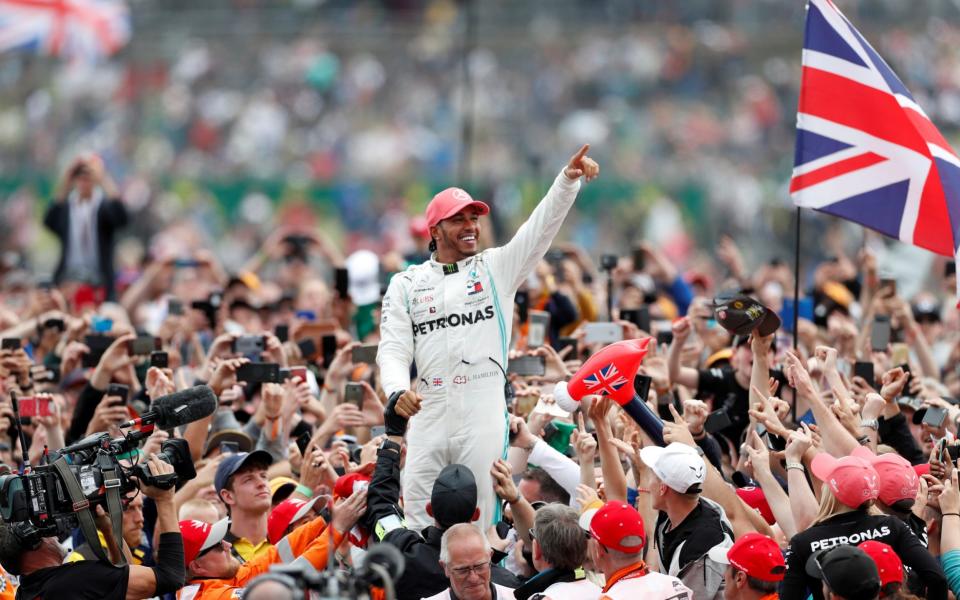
[378,145,600,531]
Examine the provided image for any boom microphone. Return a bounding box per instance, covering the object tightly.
[121,385,217,430]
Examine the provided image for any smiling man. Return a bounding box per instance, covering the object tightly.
[378,145,599,531]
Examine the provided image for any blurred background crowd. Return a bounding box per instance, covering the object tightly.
[3,0,960,281]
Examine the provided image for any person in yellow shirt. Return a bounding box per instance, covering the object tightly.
[214,450,274,563]
[176,488,366,600]
[65,493,150,565]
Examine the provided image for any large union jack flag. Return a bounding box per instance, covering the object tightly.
[790,0,960,270]
[0,0,130,61]
[582,363,629,397]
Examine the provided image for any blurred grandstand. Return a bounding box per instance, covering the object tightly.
[2,0,960,274]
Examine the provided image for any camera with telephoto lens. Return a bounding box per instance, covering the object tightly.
[244,543,405,600]
[0,386,216,548]
[0,433,195,544]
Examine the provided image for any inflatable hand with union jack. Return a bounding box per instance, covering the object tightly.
[553,337,666,446]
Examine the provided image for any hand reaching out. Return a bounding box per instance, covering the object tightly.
[563,144,600,182]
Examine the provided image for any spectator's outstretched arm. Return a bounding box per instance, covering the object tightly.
[784,425,820,533]
[668,317,700,389]
[743,430,797,539]
[508,416,581,506]
[590,397,628,503]
[663,405,773,539]
[786,350,858,457]
[491,459,535,544]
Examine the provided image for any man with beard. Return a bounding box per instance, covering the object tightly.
[176,489,366,600]
[378,145,600,531]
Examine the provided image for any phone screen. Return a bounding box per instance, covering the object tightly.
[853,361,875,387]
[922,406,948,428]
[871,317,892,352]
[506,356,546,377]
[344,382,364,408]
[321,335,337,367]
[705,409,732,434]
[296,432,311,456]
[335,268,350,300]
[351,345,379,364]
[528,311,550,347]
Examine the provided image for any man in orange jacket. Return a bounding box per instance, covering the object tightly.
[176,488,366,600]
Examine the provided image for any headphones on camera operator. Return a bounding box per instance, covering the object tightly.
[0,386,215,566]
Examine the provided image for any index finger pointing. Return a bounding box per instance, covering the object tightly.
[577,412,586,433]
[667,403,683,424]
[570,144,590,163]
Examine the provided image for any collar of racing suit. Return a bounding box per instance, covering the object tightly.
[429,254,475,275]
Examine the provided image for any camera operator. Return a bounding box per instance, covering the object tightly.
[0,454,185,600]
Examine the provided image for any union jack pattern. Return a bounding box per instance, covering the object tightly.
[0,0,130,61]
[583,363,628,396]
[790,0,960,273]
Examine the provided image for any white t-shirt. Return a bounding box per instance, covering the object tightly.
[421,582,516,600]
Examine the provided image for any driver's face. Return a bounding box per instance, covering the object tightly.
[434,208,482,259]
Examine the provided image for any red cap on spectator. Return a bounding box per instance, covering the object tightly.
[425,188,489,228]
[179,518,229,565]
[853,447,919,505]
[708,533,786,582]
[810,453,880,508]
[334,472,371,499]
[858,540,904,586]
[736,486,776,525]
[588,501,645,553]
[267,497,324,544]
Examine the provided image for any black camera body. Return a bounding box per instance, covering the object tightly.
[0,432,194,544]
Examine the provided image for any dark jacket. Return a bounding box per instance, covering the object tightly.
[43,196,128,300]
[781,508,946,600]
[363,442,521,600]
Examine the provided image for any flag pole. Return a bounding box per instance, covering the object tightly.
[792,206,801,423]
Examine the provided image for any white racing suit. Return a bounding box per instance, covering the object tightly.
[377,170,582,531]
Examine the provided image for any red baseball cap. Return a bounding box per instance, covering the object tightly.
[588,501,645,553]
[810,452,880,508]
[708,533,786,582]
[334,472,371,500]
[858,540,904,586]
[853,447,919,505]
[180,518,229,565]
[736,486,776,525]
[425,188,490,229]
[267,497,325,544]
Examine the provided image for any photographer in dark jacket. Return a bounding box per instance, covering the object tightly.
[0,454,185,600]
[361,391,520,599]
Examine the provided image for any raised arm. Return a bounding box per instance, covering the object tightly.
[488,145,595,291]
[668,317,700,389]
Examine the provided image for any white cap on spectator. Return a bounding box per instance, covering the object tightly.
[346,250,380,305]
[640,442,706,494]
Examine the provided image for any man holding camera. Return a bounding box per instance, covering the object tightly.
[43,154,129,302]
[0,454,185,600]
[378,145,599,531]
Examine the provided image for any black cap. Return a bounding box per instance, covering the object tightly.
[431,464,478,528]
[805,545,880,600]
[713,292,781,337]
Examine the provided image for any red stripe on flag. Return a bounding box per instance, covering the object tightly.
[799,68,931,157]
[912,166,955,257]
[903,107,959,158]
[789,151,887,193]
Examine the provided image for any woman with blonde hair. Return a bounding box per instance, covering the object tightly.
[779,453,946,600]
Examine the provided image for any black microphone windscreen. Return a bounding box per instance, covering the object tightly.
[149,385,217,429]
[361,543,405,582]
